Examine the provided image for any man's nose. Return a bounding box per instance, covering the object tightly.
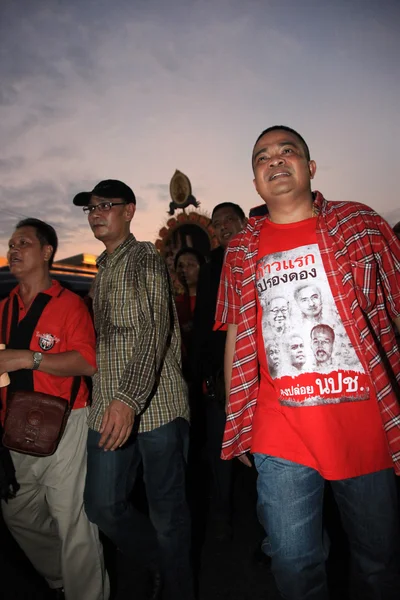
[269,155,285,167]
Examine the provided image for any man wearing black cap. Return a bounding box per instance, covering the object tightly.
[73,180,193,600]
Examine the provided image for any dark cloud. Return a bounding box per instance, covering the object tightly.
[143,183,170,203]
[134,195,149,212]
[0,156,26,172]
[0,2,101,109]
[34,104,71,120]
[0,178,94,253]
[0,84,17,106]
[41,146,81,160]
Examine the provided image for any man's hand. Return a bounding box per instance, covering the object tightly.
[238,453,252,468]
[99,399,135,451]
[0,349,32,375]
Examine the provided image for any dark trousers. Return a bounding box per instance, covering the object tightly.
[205,399,234,521]
[84,418,194,600]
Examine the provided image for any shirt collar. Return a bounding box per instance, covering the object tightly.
[10,279,63,300]
[97,233,137,267]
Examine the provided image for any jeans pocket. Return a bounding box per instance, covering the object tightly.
[253,452,270,472]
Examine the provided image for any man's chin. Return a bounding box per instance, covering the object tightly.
[218,237,230,248]
[92,229,107,241]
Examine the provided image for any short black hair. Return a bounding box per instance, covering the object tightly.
[16,218,58,268]
[211,202,246,221]
[253,125,311,162]
[174,247,206,271]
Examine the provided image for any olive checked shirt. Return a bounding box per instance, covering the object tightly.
[216,191,400,473]
[88,234,189,433]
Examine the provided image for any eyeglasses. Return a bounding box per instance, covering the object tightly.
[83,201,126,214]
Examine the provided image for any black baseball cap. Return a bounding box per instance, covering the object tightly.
[73,179,136,206]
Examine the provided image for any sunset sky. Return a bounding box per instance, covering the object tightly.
[1,0,399,260]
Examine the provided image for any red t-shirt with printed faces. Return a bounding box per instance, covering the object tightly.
[251,217,392,480]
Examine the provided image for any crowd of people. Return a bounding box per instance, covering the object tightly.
[0,125,399,600]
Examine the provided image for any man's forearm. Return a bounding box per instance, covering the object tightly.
[37,350,96,376]
[0,349,96,377]
[224,324,238,408]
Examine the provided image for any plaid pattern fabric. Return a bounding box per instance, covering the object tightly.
[89,234,189,433]
[217,191,400,472]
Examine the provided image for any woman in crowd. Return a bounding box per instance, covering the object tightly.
[174,247,206,366]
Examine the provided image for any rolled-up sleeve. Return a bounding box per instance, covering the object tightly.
[65,296,97,370]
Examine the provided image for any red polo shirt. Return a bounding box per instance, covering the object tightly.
[0,280,96,420]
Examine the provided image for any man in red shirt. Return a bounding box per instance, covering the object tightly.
[0,218,109,600]
[218,126,400,599]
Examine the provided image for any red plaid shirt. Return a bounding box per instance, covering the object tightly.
[216,191,400,473]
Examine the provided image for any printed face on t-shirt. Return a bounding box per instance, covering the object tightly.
[295,285,322,319]
[335,333,359,367]
[266,340,281,376]
[288,335,306,370]
[311,327,334,366]
[265,296,289,336]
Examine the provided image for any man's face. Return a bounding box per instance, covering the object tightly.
[266,342,281,372]
[311,330,334,365]
[296,285,322,318]
[176,253,200,288]
[337,336,358,367]
[267,297,289,333]
[7,226,51,278]
[252,129,316,202]
[87,195,134,244]
[211,207,246,248]
[289,336,306,368]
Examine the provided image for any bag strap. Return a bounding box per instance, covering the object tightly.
[69,375,81,411]
[0,298,10,346]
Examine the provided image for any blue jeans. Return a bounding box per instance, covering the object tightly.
[85,418,193,599]
[254,454,400,600]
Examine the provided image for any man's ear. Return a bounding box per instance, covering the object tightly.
[125,203,136,222]
[308,160,317,180]
[43,245,53,262]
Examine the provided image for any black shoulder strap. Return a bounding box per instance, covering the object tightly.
[1,298,10,346]
[69,375,81,411]
[9,294,51,350]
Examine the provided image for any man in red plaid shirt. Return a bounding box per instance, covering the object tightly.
[217,125,400,599]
